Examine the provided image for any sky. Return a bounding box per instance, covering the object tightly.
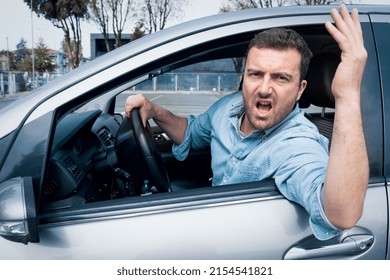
[0,0,389,58]
[0,0,224,58]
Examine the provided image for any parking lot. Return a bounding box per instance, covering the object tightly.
[115,91,226,116]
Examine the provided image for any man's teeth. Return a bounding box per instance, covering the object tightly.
[257,101,271,108]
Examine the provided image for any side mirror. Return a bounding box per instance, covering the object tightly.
[0,177,39,244]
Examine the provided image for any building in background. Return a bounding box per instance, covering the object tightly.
[0,52,8,71]
[47,49,69,77]
[90,33,131,60]
[0,47,91,93]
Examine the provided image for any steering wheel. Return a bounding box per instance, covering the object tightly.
[115,109,171,195]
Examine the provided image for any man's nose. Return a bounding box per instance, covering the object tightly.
[256,75,272,96]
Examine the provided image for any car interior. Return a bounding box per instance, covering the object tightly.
[40,24,339,213]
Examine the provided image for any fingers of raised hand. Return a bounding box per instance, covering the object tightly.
[326,5,364,52]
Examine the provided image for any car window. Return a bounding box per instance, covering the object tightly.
[115,57,244,117]
[114,56,330,119]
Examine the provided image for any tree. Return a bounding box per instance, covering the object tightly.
[13,38,30,71]
[18,55,33,73]
[140,0,188,34]
[219,0,347,12]
[16,37,57,75]
[294,0,338,4]
[110,0,133,48]
[89,0,110,51]
[25,0,90,69]
[131,20,146,41]
[220,0,286,12]
[34,37,57,75]
[89,0,186,54]
[88,0,134,51]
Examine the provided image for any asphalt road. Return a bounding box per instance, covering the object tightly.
[0,95,19,110]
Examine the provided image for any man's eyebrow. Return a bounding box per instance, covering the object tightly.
[272,72,294,79]
[245,68,263,73]
[246,68,294,79]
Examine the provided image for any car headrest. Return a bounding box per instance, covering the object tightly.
[299,52,340,109]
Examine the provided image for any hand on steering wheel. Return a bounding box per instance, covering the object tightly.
[115,108,171,195]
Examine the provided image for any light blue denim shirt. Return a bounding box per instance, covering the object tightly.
[173,91,341,240]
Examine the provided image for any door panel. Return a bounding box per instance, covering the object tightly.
[0,181,386,260]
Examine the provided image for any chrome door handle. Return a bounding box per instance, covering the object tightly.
[284,234,374,260]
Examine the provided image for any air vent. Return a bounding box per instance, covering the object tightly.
[98,128,114,147]
[63,156,83,181]
[44,180,58,196]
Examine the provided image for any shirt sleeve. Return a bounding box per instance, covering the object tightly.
[172,112,213,161]
[172,93,234,161]
[269,131,342,240]
[172,115,196,161]
[309,184,342,240]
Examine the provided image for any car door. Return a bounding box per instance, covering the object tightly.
[371,13,390,261]
[0,7,387,259]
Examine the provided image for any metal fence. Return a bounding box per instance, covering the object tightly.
[0,71,243,95]
[0,71,56,94]
[132,72,242,93]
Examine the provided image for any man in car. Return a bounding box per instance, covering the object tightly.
[124,4,368,240]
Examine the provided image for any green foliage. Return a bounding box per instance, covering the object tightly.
[25,0,90,68]
[34,37,57,74]
[13,36,57,74]
[25,0,90,20]
[13,38,30,71]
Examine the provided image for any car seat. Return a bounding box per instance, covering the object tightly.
[299,52,340,143]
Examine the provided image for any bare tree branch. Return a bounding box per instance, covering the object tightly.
[140,0,188,34]
[89,0,111,52]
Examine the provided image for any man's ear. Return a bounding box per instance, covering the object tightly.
[297,80,307,101]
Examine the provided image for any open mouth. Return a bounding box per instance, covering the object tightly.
[256,101,272,113]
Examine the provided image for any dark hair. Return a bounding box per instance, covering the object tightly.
[246,28,313,81]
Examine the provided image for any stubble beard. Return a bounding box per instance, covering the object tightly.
[243,96,296,132]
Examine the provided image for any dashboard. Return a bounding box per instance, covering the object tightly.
[43,110,123,209]
[41,108,212,211]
